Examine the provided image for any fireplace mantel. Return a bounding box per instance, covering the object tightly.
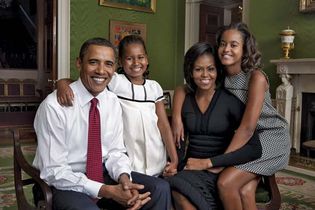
[271,58,315,74]
[271,58,315,153]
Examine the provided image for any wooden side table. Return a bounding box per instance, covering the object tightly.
[302,140,315,157]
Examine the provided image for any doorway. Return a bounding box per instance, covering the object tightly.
[199,0,242,45]
[0,0,57,98]
[185,0,244,51]
[0,0,57,129]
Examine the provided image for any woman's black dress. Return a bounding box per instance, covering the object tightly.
[167,88,262,210]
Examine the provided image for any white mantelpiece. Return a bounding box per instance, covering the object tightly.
[271,58,315,153]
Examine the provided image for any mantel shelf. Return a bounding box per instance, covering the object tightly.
[270,58,315,74]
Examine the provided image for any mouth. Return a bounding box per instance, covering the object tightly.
[92,76,106,84]
[200,79,210,85]
[132,66,142,72]
[221,54,232,59]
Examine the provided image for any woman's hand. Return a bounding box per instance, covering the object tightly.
[172,116,185,148]
[184,158,210,170]
[206,167,224,174]
[172,85,187,148]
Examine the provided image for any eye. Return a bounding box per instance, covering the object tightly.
[219,41,226,47]
[89,60,98,65]
[231,42,239,48]
[193,67,202,72]
[207,66,216,71]
[105,61,114,68]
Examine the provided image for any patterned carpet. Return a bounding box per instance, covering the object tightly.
[275,170,315,210]
[0,144,315,210]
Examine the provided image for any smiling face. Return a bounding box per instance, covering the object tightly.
[77,44,116,96]
[192,54,217,92]
[120,43,148,85]
[218,29,244,75]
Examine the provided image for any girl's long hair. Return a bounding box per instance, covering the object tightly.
[216,22,262,72]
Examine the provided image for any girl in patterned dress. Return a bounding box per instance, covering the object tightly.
[172,22,291,210]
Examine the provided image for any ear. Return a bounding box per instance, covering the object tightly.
[118,58,122,67]
[75,57,82,71]
[146,54,149,62]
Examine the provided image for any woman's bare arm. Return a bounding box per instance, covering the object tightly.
[171,85,187,146]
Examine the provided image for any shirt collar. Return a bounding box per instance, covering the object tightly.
[74,78,106,108]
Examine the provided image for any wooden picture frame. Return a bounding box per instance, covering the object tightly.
[109,20,146,47]
[163,92,172,110]
[163,90,174,110]
[99,0,156,13]
[299,0,315,12]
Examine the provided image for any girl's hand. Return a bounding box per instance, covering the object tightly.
[56,79,74,106]
[162,161,178,177]
[171,116,185,148]
[184,158,210,170]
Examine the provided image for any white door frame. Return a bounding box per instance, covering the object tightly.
[184,0,249,52]
[57,0,70,79]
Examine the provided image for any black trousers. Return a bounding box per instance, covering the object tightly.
[33,171,172,210]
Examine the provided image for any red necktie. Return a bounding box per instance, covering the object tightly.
[86,98,104,183]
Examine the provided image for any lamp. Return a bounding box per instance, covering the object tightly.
[280,27,296,59]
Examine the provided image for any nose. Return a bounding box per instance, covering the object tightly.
[222,44,230,52]
[201,68,207,76]
[95,63,106,74]
[132,57,139,65]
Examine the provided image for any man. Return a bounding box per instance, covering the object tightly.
[33,37,170,210]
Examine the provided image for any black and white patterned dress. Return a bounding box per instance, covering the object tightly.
[225,71,291,176]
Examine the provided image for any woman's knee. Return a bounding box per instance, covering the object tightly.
[217,174,234,193]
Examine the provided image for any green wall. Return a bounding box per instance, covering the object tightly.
[70,0,185,90]
[248,0,315,96]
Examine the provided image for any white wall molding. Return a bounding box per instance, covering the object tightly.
[58,0,70,79]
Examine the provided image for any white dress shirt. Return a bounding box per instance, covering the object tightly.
[33,78,132,198]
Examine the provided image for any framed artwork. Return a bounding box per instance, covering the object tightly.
[109,20,146,47]
[299,0,315,12]
[163,90,174,110]
[163,92,171,110]
[99,0,156,13]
